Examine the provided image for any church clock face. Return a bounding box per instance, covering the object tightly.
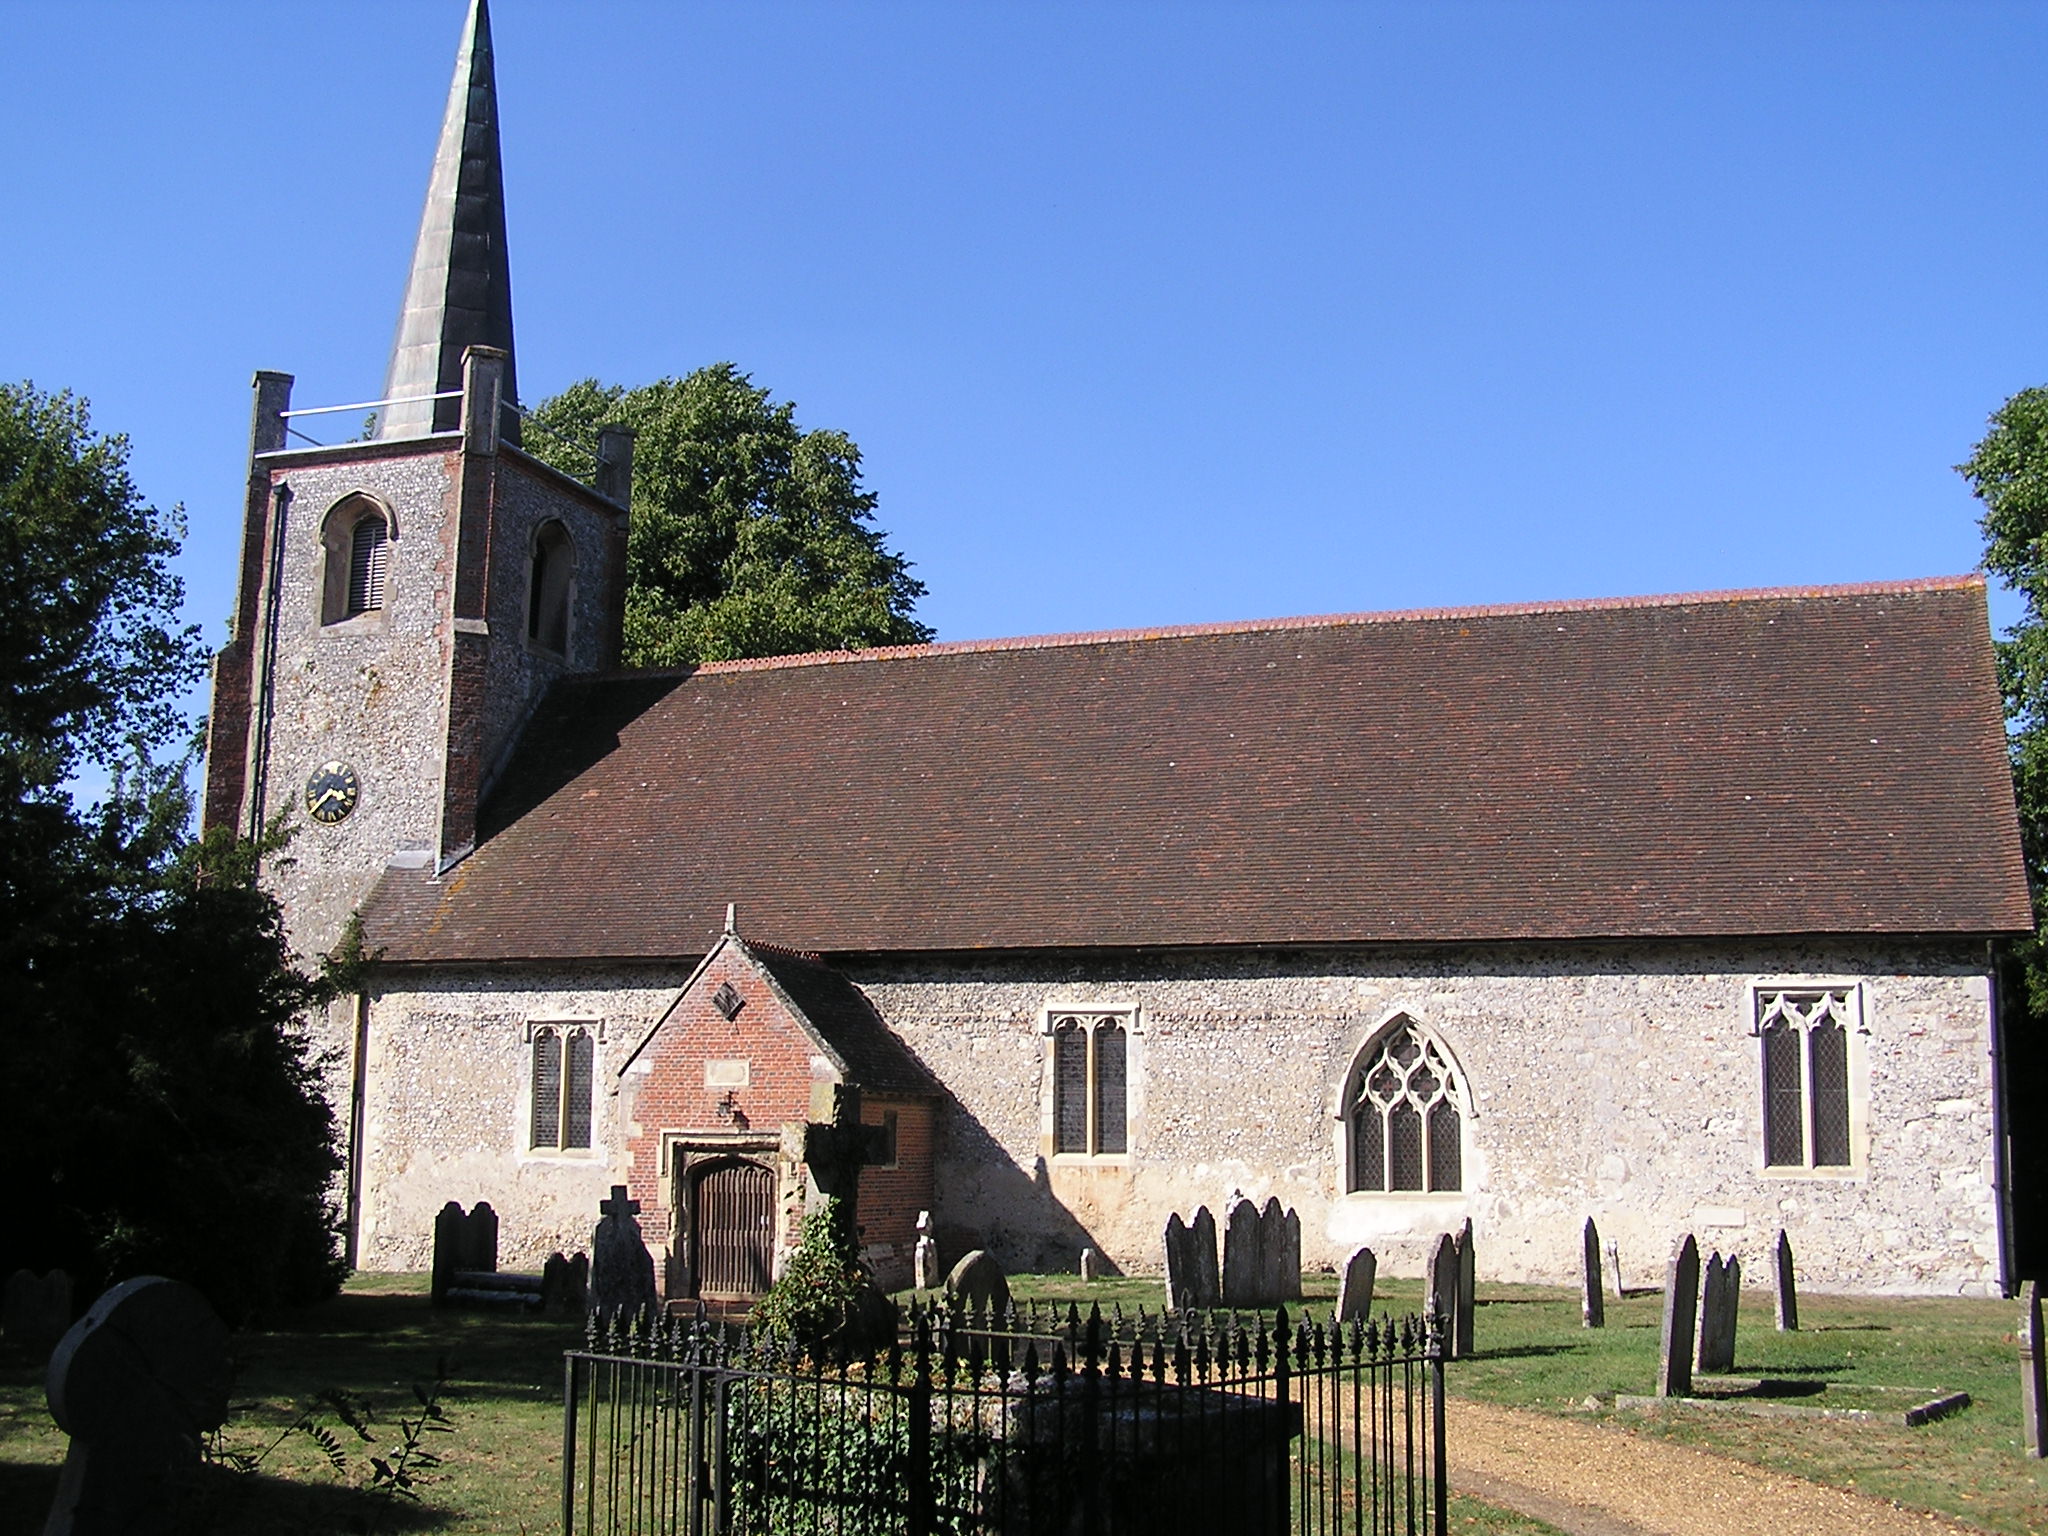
[305,761,361,825]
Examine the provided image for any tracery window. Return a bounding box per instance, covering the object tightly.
[1345,1020,1465,1193]
[1756,987,1858,1170]
[1050,1012,1129,1156]
[531,1024,594,1150]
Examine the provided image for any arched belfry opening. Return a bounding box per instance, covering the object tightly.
[320,494,396,624]
[1341,1015,1469,1194]
[527,519,574,655]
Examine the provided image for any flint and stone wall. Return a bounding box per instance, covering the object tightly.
[846,937,2004,1296]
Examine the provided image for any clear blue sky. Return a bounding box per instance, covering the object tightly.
[5,1,2045,670]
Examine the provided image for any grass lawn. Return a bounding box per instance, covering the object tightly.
[10,1266,2040,1534]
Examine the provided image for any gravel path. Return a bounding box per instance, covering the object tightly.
[1447,1399,1985,1536]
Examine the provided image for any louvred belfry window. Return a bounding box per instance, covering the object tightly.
[348,514,389,615]
[1757,987,1858,1170]
[1347,1021,1466,1193]
[530,1024,596,1151]
[1050,1012,1131,1156]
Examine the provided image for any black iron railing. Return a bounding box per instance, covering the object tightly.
[563,1300,1447,1536]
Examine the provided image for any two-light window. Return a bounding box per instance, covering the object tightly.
[1050,1012,1129,1156]
[531,1024,595,1150]
[1345,1020,1465,1193]
[1756,986,1859,1171]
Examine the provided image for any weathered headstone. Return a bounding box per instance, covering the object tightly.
[913,1210,939,1291]
[2023,1280,2048,1459]
[1774,1229,1799,1332]
[540,1251,588,1315]
[1657,1234,1701,1398]
[1606,1238,1624,1300]
[1163,1212,1195,1308]
[945,1249,1011,1315]
[41,1276,231,1536]
[1190,1205,1221,1308]
[1080,1248,1100,1282]
[1427,1233,1460,1355]
[430,1200,498,1305]
[1581,1220,1605,1329]
[1280,1204,1303,1303]
[1257,1197,1300,1304]
[1695,1252,1740,1373]
[4,1268,72,1360]
[589,1185,658,1319]
[1221,1194,1264,1306]
[1454,1218,1476,1358]
[1336,1247,1377,1323]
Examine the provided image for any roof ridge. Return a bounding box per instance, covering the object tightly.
[661,574,1984,679]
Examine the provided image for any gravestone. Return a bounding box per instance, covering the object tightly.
[913,1211,939,1291]
[1695,1252,1740,1373]
[3,1268,72,1360]
[1163,1212,1195,1308]
[41,1276,231,1536]
[430,1200,498,1305]
[1336,1247,1376,1323]
[1190,1205,1221,1308]
[945,1249,1010,1315]
[1581,1219,1605,1329]
[1453,1218,1476,1359]
[1427,1233,1459,1356]
[1657,1234,1701,1398]
[1221,1194,1264,1306]
[1280,1205,1303,1303]
[1257,1197,1301,1304]
[1080,1248,1100,1282]
[2024,1280,2048,1459]
[540,1252,588,1315]
[589,1186,658,1320]
[1774,1229,1799,1332]
[1607,1238,1624,1300]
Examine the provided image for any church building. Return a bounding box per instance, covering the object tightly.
[203,1,2035,1299]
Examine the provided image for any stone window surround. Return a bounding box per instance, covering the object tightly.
[519,1016,606,1162]
[1330,1008,1475,1203]
[1037,1003,1142,1166]
[317,490,398,631]
[1748,979,1870,1181]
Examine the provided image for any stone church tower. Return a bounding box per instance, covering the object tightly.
[201,0,632,964]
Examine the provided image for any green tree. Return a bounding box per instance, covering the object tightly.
[1959,388,2048,1001]
[524,365,933,666]
[0,382,345,1321]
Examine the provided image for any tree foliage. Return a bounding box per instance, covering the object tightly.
[0,382,344,1321]
[524,365,933,666]
[1959,388,2048,1001]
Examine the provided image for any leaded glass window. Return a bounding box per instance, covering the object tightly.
[531,1023,596,1151]
[1756,987,1858,1171]
[1346,1021,1466,1193]
[1049,1012,1133,1156]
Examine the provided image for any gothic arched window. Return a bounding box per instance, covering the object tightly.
[1344,1019,1467,1193]
[320,494,395,625]
[527,520,574,656]
[530,1024,595,1150]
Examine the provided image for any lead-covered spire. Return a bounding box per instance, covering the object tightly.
[375,0,519,443]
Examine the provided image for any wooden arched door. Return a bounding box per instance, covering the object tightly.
[690,1157,776,1299]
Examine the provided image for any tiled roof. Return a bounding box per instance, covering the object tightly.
[361,577,2032,961]
[747,943,940,1098]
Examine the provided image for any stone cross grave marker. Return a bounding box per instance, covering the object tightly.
[1582,1219,1605,1329]
[945,1250,1010,1315]
[1336,1247,1377,1323]
[783,1082,890,1256]
[913,1210,938,1290]
[1221,1194,1263,1307]
[1427,1233,1460,1356]
[1658,1234,1701,1398]
[41,1276,231,1536]
[3,1268,72,1361]
[2024,1280,2048,1459]
[1454,1218,1476,1358]
[1774,1229,1799,1332]
[1695,1252,1740,1373]
[589,1185,658,1319]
